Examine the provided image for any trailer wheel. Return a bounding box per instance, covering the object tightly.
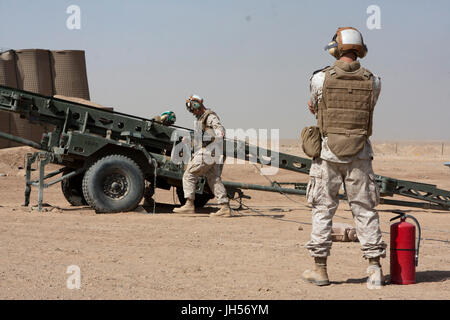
[82,155,144,213]
[176,186,214,208]
[61,168,87,206]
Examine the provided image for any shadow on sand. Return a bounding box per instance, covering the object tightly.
[333,270,450,285]
[138,202,288,218]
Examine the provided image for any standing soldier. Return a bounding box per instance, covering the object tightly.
[173,95,233,217]
[302,27,386,287]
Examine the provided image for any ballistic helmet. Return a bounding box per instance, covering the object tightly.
[186,95,204,113]
[324,27,368,59]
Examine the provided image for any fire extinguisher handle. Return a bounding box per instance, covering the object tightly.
[389,213,404,222]
[405,214,421,267]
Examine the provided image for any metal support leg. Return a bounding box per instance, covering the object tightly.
[23,151,56,212]
[24,153,37,207]
[38,155,45,211]
[36,152,54,212]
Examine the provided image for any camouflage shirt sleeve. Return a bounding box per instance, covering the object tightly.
[372,74,381,105]
[309,71,325,111]
[206,113,225,138]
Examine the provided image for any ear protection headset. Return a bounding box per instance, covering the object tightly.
[325,33,340,59]
[324,27,368,59]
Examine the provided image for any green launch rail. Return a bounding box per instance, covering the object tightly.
[0,85,448,212]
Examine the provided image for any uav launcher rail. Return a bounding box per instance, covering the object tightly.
[0,85,448,212]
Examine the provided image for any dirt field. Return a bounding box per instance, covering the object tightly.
[0,141,449,300]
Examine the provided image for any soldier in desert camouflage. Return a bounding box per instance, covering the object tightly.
[302,27,387,288]
[173,95,233,217]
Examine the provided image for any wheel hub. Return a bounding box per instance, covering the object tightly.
[103,174,128,199]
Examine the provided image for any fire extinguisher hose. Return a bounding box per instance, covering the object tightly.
[405,214,421,267]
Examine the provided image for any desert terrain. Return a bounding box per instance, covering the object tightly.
[0,141,449,300]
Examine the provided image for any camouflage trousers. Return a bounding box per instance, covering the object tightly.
[182,148,229,204]
[305,158,387,259]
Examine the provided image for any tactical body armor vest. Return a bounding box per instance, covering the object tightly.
[198,109,219,147]
[199,109,218,132]
[317,61,374,157]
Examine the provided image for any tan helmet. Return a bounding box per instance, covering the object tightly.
[324,27,368,59]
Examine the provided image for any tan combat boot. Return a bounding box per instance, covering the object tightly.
[210,203,233,218]
[173,199,196,214]
[366,257,385,289]
[302,257,330,286]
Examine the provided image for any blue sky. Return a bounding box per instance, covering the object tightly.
[1,0,449,140]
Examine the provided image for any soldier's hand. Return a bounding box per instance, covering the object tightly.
[308,100,316,115]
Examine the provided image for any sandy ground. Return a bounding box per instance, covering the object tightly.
[0,141,449,300]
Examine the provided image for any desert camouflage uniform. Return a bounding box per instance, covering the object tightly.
[305,68,387,259]
[182,111,229,204]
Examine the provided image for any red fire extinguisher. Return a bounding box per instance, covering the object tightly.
[390,210,421,284]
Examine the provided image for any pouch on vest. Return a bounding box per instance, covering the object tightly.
[301,126,322,158]
[327,133,365,157]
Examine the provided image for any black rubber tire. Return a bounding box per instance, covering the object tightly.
[176,186,214,208]
[82,155,144,213]
[61,168,87,206]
